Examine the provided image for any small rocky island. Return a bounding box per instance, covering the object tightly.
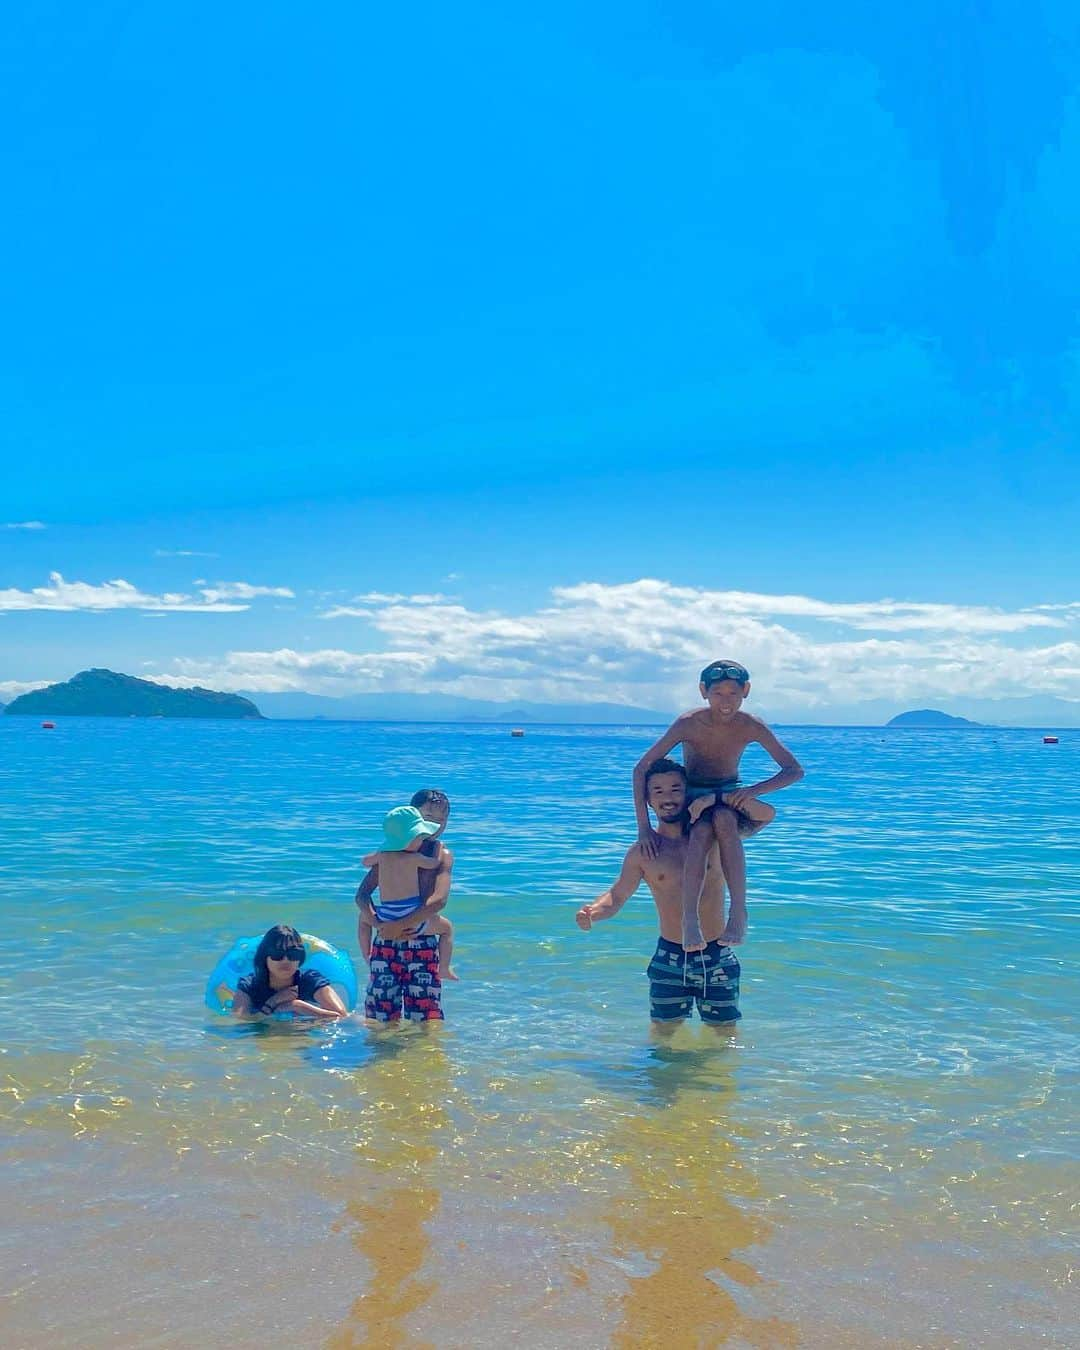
[3,669,263,719]
[887,709,983,728]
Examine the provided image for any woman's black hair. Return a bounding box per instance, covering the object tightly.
[410,788,450,809]
[251,924,306,989]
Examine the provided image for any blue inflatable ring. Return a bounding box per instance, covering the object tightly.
[205,932,358,1015]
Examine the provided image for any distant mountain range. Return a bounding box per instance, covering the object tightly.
[1,671,1075,728]
[244,690,674,724]
[248,691,1077,727]
[3,669,262,719]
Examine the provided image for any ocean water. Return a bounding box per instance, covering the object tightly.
[0,717,1075,1348]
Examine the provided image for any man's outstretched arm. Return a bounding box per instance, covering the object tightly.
[576,848,643,929]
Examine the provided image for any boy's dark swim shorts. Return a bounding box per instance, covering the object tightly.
[364,934,444,1022]
[647,937,741,1023]
[686,779,760,836]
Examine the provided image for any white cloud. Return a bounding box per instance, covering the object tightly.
[0,679,49,699]
[153,647,434,693]
[146,578,1080,711]
[322,592,450,617]
[196,581,295,604]
[154,549,219,558]
[3,521,46,530]
[551,581,1068,634]
[0,572,290,614]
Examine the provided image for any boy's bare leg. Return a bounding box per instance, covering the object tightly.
[711,807,748,942]
[722,792,775,837]
[679,818,713,952]
[650,1019,683,1041]
[428,915,458,981]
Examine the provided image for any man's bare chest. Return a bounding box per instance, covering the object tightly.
[643,848,688,888]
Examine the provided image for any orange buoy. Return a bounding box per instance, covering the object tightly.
[41,721,56,729]
[510,728,525,737]
[1043,735,1059,744]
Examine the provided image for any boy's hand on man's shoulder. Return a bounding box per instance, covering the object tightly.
[637,827,661,860]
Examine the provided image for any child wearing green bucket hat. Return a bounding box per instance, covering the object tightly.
[359,805,458,990]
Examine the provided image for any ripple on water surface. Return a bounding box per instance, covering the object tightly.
[0,718,1076,1345]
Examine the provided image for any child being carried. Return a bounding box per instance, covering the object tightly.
[360,805,457,981]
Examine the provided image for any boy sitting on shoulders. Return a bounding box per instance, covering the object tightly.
[632,659,804,953]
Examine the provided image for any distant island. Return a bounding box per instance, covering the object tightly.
[3,669,263,720]
[887,709,984,728]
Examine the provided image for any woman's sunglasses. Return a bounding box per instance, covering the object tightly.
[268,946,305,963]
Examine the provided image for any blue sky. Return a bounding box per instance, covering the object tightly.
[2,1,1078,720]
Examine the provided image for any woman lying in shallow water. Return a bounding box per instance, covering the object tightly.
[231,924,347,1020]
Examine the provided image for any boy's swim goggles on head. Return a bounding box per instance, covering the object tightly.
[700,661,750,687]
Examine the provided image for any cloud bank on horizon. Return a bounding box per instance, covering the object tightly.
[4,574,1078,713]
[98,577,1079,715]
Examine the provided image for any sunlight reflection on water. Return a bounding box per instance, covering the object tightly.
[0,719,1075,1344]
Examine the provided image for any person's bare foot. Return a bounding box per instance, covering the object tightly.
[440,966,460,982]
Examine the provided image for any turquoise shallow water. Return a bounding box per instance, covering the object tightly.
[0,718,1076,1347]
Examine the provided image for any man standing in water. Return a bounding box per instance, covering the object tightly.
[576,759,741,1032]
